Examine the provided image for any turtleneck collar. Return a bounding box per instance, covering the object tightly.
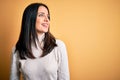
[38,33,45,43]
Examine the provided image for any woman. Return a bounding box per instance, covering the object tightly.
[10,3,70,80]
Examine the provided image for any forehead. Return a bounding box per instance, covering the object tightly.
[38,6,48,14]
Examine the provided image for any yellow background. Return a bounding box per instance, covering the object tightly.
[0,0,120,80]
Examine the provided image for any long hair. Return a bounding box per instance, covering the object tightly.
[15,3,57,59]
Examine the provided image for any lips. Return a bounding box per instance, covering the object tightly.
[41,23,48,28]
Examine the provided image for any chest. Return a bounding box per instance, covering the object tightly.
[19,51,58,77]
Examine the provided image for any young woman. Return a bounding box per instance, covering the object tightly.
[10,3,70,80]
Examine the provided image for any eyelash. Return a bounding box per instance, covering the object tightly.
[38,14,44,17]
[38,14,50,20]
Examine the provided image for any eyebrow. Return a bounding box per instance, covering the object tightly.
[38,12,49,15]
[38,12,44,14]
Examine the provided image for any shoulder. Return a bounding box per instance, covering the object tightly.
[56,39,66,48]
[11,46,19,59]
[11,46,16,53]
[55,39,67,52]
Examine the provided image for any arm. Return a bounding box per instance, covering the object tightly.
[10,47,20,80]
[57,40,70,80]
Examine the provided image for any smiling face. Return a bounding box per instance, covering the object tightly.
[36,6,50,36]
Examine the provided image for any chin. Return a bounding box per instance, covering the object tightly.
[43,29,48,32]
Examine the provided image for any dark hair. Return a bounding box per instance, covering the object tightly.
[15,3,57,59]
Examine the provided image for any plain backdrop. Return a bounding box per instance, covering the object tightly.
[0,0,120,80]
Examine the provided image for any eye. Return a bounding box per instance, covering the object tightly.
[38,14,44,17]
[37,13,50,20]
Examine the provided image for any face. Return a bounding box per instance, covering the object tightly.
[36,6,50,35]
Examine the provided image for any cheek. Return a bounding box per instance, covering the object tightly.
[36,19,42,28]
[36,18,42,24]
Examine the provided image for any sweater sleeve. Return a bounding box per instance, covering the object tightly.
[57,40,70,80]
[10,47,20,80]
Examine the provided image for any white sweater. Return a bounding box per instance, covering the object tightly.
[10,34,70,80]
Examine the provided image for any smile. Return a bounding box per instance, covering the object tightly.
[41,23,49,27]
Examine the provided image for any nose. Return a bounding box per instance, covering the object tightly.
[44,16,49,22]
